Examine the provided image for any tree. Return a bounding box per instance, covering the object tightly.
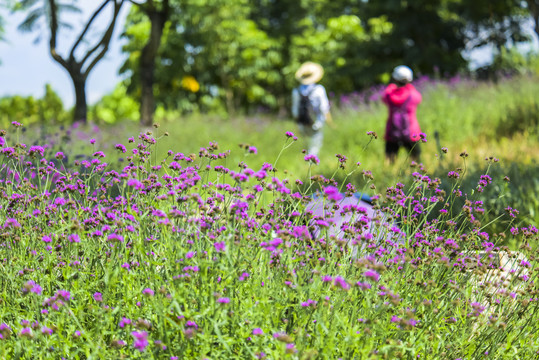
[15,0,126,122]
[121,0,283,115]
[249,0,308,113]
[0,15,4,43]
[356,1,468,78]
[0,2,10,61]
[526,0,539,40]
[118,0,534,116]
[457,0,529,50]
[128,0,170,127]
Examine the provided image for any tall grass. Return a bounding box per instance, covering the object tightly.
[0,115,538,358]
[139,74,539,233]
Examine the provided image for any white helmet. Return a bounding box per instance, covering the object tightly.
[392,65,413,83]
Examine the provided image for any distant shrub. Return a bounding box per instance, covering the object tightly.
[0,84,68,126]
[496,98,539,137]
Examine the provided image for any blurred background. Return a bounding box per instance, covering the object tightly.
[1,0,539,126]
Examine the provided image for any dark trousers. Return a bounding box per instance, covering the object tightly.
[385,140,420,161]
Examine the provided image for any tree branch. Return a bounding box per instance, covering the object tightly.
[128,0,144,6]
[69,0,112,62]
[47,0,69,69]
[82,0,125,78]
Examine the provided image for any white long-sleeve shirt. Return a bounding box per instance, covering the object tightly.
[291,84,330,123]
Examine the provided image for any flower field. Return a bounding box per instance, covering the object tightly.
[1,74,539,359]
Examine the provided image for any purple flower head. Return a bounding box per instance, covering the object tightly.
[214,241,226,252]
[363,269,380,282]
[131,331,149,352]
[28,146,45,157]
[115,144,127,153]
[323,186,343,202]
[19,327,33,339]
[285,131,296,139]
[68,234,81,243]
[127,178,144,190]
[57,290,71,301]
[301,299,318,307]
[322,275,332,282]
[239,272,250,281]
[217,297,230,304]
[93,292,103,302]
[252,328,264,335]
[333,276,351,290]
[22,280,42,295]
[304,154,320,165]
[119,317,132,328]
[0,323,11,338]
[4,218,21,228]
[185,320,198,329]
[285,343,297,354]
[142,288,154,297]
[41,326,53,336]
[107,233,124,243]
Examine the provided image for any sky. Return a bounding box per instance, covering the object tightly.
[0,1,132,108]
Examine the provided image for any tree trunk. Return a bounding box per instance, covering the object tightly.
[139,10,168,127]
[526,1,539,42]
[278,34,293,118]
[533,15,539,41]
[46,0,125,124]
[72,72,87,123]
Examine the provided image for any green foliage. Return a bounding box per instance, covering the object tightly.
[12,0,81,42]
[490,46,539,76]
[89,83,140,123]
[496,97,539,137]
[0,84,68,126]
[122,0,501,115]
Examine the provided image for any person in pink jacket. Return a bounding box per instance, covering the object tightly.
[382,65,422,163]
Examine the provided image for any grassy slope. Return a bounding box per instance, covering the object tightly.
[18,74,539,236]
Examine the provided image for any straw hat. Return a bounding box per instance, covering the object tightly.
[295,62,324,85]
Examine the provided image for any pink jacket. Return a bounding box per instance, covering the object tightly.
[382,83,422,142]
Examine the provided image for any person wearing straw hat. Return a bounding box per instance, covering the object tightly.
[291,62,334,157]
[382,65,422,164]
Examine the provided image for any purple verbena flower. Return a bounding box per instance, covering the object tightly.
[119,317,132,328]
[131,331,149,352]
[363,269,380,282]
[142,288,154,297]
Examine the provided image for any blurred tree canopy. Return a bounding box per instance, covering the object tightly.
[2,0,538,123]
[0,84,68,126]
[117,0,538,119]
